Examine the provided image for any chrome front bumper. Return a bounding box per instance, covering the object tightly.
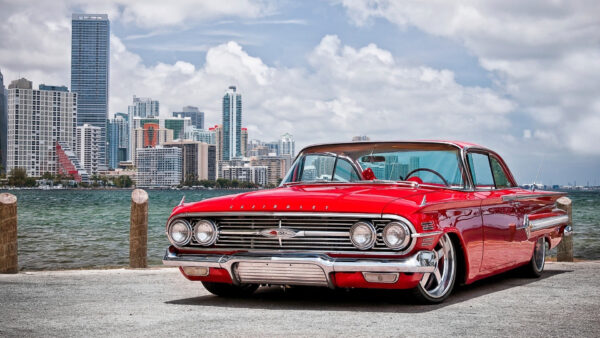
[163,247,437,288]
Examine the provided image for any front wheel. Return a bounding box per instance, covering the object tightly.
[523,237,546,278]
[201,282,258,297]
[412,234,457,304]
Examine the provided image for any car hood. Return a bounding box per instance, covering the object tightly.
[172,184,431,216]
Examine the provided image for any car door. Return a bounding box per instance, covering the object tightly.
[467,151,522,273]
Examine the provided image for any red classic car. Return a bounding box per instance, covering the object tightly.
[163,141,571,303]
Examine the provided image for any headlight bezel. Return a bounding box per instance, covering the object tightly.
[382,221,411,250]
[193,219,218,246]
[349,221,377,250]
[167,219,193,246]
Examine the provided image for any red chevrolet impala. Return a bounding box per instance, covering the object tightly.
[163,141,571,303]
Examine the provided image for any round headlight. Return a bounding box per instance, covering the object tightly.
[168,220,192,246]
[193,220,218,246]
[350,221,376,250]
[383,221,410,250]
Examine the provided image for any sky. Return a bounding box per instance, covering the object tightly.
[0,0,599,186]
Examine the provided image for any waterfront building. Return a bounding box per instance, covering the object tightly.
[173,106,204,129]
[131,124,174,163]
[163,140,216,182]
[135,146,181,187]
[56,141,89,182]
[0,69,6,174]
[163,116,191,140]
[6,78,77,177]
[76,124,101,176]
[352,135,370,142]
[71,14,110,170]
[279,133,295,157]
[250,155,292,186]
[221,165,268,186]
[222,86,242,160]
[128,95,159,118]
[107,112,129,169]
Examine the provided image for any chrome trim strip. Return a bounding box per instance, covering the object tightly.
[411,231,443,238]
[502,192,566,201]
[529,215,569,232]
[163,248,437,288]
[219,230,350,237]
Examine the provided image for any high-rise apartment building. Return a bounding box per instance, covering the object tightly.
[107,112,129,169]
[128,95,159,118]
[173,106,204,129]
[131,124,173,164]
[163,116,191,140]
[279,133,295,157]
[163,141,216,182]
[0,69,7,174]
[135,146,181,187]
[6,79,77,177]
[220,165,268,186]
[222,86,242,160]
[71,14,109,170]
[241,127,248,158]
[76,124,101,176]
[186,127,216,145]
[250,155,292,186]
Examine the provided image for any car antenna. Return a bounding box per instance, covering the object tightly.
[532,154,545,191]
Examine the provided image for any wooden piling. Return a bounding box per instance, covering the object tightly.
[0,193,18,273]
[556,196,573,262]
[130,189,148,268]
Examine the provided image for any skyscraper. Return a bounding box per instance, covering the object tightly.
[76,124,101,176]
[279,133,295,157]
[107,112,129,169]
[172,106,204,129]
[71,14,110,170]
[222,86,242,160]
[128,95,159,118]
[6,79,77,177]
[0,69,6,174]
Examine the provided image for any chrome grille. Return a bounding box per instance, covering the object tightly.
[188,216,404,251]
[235,262,328,286]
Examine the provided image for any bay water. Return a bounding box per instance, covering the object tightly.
[2,189,598,270]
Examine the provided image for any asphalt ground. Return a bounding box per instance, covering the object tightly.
[0,261,599,337]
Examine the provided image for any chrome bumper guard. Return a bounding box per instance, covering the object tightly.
[163,247,437,288]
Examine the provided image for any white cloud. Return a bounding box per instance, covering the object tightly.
[339,0,600,155]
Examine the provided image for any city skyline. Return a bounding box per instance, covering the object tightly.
[0,1,598,185]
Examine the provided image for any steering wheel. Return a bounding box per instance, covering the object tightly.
[404,168,450,187]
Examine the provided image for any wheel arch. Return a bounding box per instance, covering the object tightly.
[442,229,468,286]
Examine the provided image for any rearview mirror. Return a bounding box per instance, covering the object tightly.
[361,155,386,163]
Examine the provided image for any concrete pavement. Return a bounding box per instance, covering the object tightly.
[1,261,599,337]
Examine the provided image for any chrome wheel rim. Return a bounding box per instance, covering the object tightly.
[533,237,546,272]
[419,234,455,298]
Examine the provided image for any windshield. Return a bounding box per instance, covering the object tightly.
[281,143,465,188]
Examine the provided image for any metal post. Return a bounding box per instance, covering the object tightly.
[556,197,573,262]
[0,193,18,273]
[130,189,148,268]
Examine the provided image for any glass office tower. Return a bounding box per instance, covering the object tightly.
[71,14,110,169]
[222,86,242,160]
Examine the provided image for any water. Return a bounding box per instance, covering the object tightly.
[2,189,599,270]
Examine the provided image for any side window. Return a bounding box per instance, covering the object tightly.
[490,157,512,188]
[468,153,494,189]
[333,158,360,182]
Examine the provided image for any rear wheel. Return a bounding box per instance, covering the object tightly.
[523,237,546,278]
[412,234,457,304]
[201,282,258,297]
